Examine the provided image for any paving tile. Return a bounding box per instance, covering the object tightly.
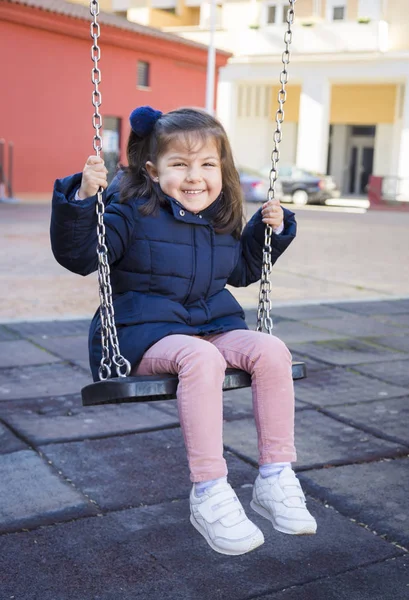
[270,304,373,321]
[0,363,92,401]
[39,428,257,511]
[223,387,309,419]
[145,397,179,419]
[31,334,90,366]
[0,325,21,341]
[377,313,409,328]
[0,339,61,368]
[325,396,409,447]
[0,490,399,600]
[2,402,180,445]
[75,360,91,373]
[0,449,97,534]
[354,360,409,388]
[153,388,310,421]
[364,335,409,354]
[288,338,403,366]
[152,389,307,423]
[262,321,346,344]
[244,309,291,329]
[223,410,406,470]
[6,319,91,338]
[290,351,335,373]
[0,393,83,417]
[294,367,408,406]
[262,556,409,600]
[328,299,409,316]
[299,457,409,547]
[0,421,28,454]
[302,316,402,338]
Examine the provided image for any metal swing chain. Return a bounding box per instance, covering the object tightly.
[88,0,294,373]
[257,0,296,335]
[90,0,131,380]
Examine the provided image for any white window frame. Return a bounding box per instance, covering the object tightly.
[326,0,347,22]
[263,1,289,27]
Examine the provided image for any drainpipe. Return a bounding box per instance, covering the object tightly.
[205,0,217,115]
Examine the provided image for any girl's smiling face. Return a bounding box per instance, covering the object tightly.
[146,134,222,213]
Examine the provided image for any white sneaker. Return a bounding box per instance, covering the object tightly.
[251,467,317,535]
[190,481,264,555]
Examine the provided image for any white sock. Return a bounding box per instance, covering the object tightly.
[259,462,291,479]
[194,477,227,496]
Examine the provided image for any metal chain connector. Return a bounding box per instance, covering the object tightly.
[257,0,296,335]
[90,1,131,380]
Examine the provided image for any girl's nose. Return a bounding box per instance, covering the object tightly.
[186,168,202,182]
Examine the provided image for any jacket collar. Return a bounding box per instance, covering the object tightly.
[162,189,223,225]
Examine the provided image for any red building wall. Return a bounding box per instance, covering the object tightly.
[0,2,229,197]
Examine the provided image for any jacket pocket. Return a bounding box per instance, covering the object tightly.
[112,291,144,325]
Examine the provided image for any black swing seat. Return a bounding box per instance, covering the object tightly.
[81,362,306,406]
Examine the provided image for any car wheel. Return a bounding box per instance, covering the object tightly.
[292,189,309,206]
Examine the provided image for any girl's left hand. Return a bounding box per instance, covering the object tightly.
[261,198,284,229]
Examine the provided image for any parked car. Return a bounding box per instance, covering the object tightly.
[259,165,340,206]
[238,166,282,203]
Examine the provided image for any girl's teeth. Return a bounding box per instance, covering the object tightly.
[184,190,203,194]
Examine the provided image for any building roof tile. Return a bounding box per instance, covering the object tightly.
[5,0,224,53]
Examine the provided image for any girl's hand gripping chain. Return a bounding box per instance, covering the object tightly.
[78,156,108,200]
[261,198,284,231]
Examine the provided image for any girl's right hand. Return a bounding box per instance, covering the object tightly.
[78,156,108,200]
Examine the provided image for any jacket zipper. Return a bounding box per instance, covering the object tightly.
[181,225,195,309]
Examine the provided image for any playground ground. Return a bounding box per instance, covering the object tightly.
[0,201,408,599]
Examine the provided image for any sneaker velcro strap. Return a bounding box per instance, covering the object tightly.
[268,484,287,502]
[282,485,306,503]
[197,491,242,524]
[283,483,305,498]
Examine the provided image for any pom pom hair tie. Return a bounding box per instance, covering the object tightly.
[129,106,163,137]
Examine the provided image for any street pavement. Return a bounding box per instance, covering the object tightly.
[1,201,409,321]
[0,202,409,598]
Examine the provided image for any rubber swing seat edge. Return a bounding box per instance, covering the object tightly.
[81,362,306,406]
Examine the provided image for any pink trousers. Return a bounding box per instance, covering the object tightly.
[134,330,296,482]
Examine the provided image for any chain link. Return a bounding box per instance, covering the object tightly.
[257,0,296,335]
[90,1,131,380]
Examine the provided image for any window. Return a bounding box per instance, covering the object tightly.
[267,5,276,24]
[351,126,376,137]
[265,2,289,26]
[137,61,150,88]
[282,5,290,23]
[326,1,347,21]
[333,6,345,20]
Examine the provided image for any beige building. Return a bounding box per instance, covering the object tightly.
[72,1,409,196]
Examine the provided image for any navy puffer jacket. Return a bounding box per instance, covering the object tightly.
[51,173,296,381]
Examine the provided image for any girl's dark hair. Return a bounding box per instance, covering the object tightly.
[120,107,244,238]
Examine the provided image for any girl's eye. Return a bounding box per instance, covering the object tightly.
[204,162,216,167]
[173,162,186,167]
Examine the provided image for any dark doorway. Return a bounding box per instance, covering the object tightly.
[103,116,121,184]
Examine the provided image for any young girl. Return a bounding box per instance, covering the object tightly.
[51,106,316,556]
